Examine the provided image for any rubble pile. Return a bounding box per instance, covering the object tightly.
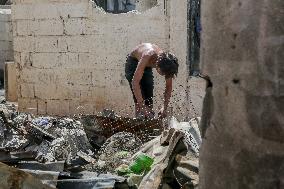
[0,97,201,189]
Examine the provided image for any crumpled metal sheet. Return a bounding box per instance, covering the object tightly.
[132,117,201,189]
[45,173,125,189]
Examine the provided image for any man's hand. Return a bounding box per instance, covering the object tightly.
[158,107,167,119]
[138,105,154,119]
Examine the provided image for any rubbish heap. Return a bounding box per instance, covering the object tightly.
[0,98,201,189]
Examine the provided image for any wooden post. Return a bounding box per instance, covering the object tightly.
[4,61,17,102]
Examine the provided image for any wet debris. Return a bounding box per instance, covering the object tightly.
[87,132,143,173]
[0,99,201,189]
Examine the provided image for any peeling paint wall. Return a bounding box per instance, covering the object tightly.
[0,5,13,80]
[12,0,203,118]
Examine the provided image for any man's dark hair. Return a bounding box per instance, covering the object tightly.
[157,52,179,79]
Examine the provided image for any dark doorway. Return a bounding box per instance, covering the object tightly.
[187,0,201,76]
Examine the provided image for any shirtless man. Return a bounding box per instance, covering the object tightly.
[125,43,179,118]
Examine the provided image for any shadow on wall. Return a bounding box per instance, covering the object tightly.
[0,70,3,88]
[95,0,158,13]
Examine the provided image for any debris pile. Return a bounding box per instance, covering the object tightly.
[0,98,201,189]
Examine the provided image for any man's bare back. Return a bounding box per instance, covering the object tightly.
[130,43,163,68]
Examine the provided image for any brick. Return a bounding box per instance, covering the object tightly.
[34,19,64,36]
[34,83,70,99]
[68,87,81,99]
[84,19,104,35]
[79,90,92,103]
[60,53,79,68]
[37,100,47,115]
[14,36,34,52]
[32,53,60,68]
[104,55,125,70]
[31,4,58,20]
[103,34,127,56]
[79,86,102,102]
[104,69,126,87]
[78,53,106,69]
[57,37,68,52]
[20,52,32,67]
[91,69,105,87]
[20,68,65,85]
[64,18,86,35]
[20,83,34,98]
[39,69,69,85]
[60,3,90,18]
[66,36,90,53]
[104,87,124,103]
[15,20,30,36]
[46,99,70,116]
[18,98,37,114]
[91,86,106,103]
[18,68,37,83]
[11,4,33,20]
[67,69,92,85]
[31,2,89,20]
[88,35,110,55]
[34,37,64,53]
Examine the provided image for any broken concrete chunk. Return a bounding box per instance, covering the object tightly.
[0,162,54,189]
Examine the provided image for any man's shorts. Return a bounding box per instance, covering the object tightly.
[125,55,154,108]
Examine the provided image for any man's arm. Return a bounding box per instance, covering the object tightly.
[131,54,151,110]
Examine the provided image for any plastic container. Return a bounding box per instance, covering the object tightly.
[129,153,154,174]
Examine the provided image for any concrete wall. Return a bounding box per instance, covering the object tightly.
[0,5,13,82]
[199,0,284,188]
[12,0,204,119]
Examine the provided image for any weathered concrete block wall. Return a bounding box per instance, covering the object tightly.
[0,5,13,80]
[200,0,284,188]
[12,0,200,118]
[12,0,170,116]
